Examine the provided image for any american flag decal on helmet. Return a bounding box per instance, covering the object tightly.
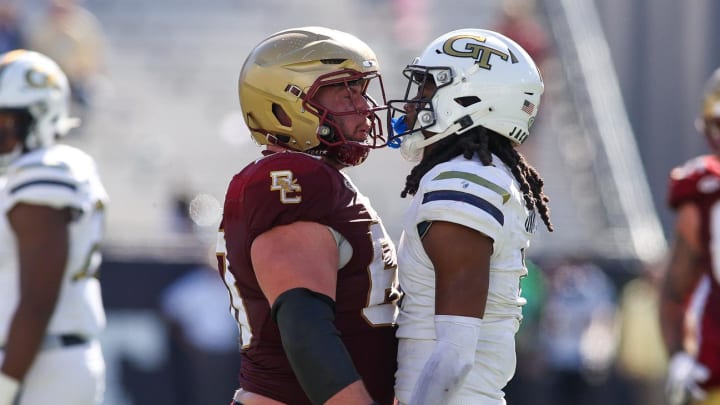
[522,100,535,115]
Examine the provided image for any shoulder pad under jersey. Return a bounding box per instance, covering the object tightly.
[417,158,516,241]
[668,155,720,209]
[2,145,106,213]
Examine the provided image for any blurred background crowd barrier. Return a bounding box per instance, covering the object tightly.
[8,0,720,403]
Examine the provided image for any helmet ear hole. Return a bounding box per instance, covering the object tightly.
[29,101,48,120]
[454,96,481,107]
[272,103,292,127]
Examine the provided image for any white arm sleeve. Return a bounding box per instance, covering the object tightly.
[408,315,482,405]
[0,371,19,405]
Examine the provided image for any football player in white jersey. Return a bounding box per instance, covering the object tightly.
[0,50,107,405]
[387,29,553,405]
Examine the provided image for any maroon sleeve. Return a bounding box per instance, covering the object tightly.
[221,152,346,308]
[667,155,720,210]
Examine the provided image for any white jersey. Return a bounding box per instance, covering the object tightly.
[0,145,108,345]
[395,154,536,404]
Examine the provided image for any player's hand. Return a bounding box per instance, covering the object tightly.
[666,352,710,405]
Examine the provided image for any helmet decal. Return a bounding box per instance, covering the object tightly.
[25,67,61,89]
[442,34,512,70]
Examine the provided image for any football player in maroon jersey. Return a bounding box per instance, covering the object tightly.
[215,27,400,405]
[662,67,720,405]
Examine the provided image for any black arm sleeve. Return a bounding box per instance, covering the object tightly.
[270,287,361,405]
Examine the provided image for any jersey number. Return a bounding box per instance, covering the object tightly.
[215,229,250,348]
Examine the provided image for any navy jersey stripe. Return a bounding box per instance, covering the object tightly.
[416,220,432,239]
[422,190,504,226]
[10,179,77,194]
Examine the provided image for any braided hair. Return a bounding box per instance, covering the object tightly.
[400,126,553,232]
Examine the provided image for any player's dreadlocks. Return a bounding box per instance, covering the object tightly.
[400,126,553,232]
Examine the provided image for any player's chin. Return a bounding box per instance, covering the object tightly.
[348,130,369,143]
[345,133,370,145]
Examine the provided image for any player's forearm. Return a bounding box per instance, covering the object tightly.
[659,243,698,355]
[1,305,52,380]
[325,380,374,404]
[272,288,366,405]
[659,295,687,354]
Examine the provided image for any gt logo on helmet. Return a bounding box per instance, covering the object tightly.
[25,68,60,89]
[442,35,511,70]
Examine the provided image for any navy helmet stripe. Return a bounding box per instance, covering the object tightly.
[10,179,77,194]
[422,190,504,226]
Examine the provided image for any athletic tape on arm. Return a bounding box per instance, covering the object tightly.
[271,288,361,405]
[0,371,20,405]
[408,315,482,405]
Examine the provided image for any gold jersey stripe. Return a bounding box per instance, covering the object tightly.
[432,170,510,203]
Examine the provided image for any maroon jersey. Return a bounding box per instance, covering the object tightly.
[668,154,720,388]
[216,150,399,404]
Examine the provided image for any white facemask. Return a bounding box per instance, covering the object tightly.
[0,144,22,174]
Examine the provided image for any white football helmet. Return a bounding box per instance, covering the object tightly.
[388,29,544,160]
[0,50,77,152]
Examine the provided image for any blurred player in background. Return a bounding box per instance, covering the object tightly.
[387,29,552,405]
[0,50,108,404]
[662,67,720,405]
[28,0,107,108]
[216,27,400,405]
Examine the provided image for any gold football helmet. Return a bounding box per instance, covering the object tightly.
[238,26,388,166]
[697,67,720,153]
[701,68,720,121]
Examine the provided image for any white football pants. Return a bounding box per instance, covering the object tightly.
[395,317,519,405]
[0,340,105,405]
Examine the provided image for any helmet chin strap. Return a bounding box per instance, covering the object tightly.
[412,106,493,150]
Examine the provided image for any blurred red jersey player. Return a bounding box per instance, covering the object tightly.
[663,67,720,405]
